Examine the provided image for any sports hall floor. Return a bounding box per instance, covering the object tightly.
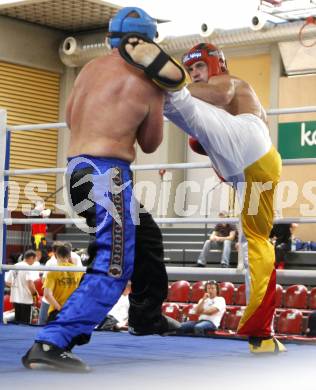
[0,324,315,390]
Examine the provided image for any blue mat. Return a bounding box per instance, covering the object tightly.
[1,324,315,390]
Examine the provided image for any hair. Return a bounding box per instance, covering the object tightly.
[24,249,37,260]
[63,242,72,251]
[52,241,64,253]
[204,280,220,295]
[56,245,71,260]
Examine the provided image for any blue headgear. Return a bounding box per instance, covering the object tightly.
[108,7,157,48]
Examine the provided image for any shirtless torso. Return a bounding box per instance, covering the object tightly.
[188,74,268,124]
[66,49,164,162]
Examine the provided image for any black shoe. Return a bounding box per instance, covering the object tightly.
[22,342,90,372]
[129,315,180,336]
[196,263,205,268]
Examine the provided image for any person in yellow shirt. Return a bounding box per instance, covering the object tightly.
[43,245,83,323]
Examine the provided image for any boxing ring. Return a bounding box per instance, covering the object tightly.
[1,106,316,388]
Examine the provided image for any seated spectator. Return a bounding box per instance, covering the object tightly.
[5,250,39,324]
[270,223,298,269]
[179,280,226,336]
[43,244,83,323]
[95,281,131,331]
[197,211,237,268]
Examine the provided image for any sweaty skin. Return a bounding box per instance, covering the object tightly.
[66,49,164,162]
[124,41,267,124]
[187,61,268,124]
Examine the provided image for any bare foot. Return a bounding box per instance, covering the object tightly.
[125,37,183,81]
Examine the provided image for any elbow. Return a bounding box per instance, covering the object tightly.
[44,290,50,300]
[141,144,159,154]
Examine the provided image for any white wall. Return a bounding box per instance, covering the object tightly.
[0,16,64,73]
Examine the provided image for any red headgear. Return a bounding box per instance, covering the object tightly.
[182,43,227,78]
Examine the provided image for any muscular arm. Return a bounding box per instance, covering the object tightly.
[137,92,164,153]
[187,74,235,107]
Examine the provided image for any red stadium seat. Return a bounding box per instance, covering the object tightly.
[309,287,316,309]
[284,284,308,309]
[219,311,228,330]
[277,309,303,335]
[182,303,199,322]
[190,281,205,303]
[34,278,44,296]
[219,282,235,305]
[235,284,246,306]
[162,303,181,321]
[225,307,244,331]
[3,294,13,312]
[168,280,190,303]
[276,284,283,308]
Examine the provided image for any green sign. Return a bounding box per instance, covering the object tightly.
[278,121,316,159]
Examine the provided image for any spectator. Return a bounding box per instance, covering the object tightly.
[5,250,39,324]
[44,244,84,323]
[269,223,298,269]
[37,241,64,325]
[30,201,51,250]
[96,282,131,331]
[63,242,83,267]
[197,211,237,268]
[38,237,49,263]
[179,280,226,335]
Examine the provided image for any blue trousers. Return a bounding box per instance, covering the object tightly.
[36,156,168,349]
[197,239,232,267]
[180,320,217,335]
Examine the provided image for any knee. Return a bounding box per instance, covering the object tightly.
[193,324,206,336]
[223,240,232,248]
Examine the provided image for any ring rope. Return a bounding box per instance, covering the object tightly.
[1,265,316,283]
[4,157,316,177]
[6,104,316,133]
[3,217,316,225]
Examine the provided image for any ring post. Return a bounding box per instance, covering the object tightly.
[0,110,9,323]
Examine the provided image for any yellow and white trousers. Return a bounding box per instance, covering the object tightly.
[164,88,282,337]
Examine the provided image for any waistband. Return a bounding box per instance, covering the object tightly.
[67,154,131,171]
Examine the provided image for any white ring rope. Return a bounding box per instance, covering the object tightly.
[1,265,316,282]
[4,162,213,176]
[1,264,85,272]
[4,217,316,225]
[6,105,316,133]
[267,106,316,115]
[8,123,67,132]
[4,157,316,177]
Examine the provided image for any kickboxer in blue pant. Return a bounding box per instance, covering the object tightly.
[22,7,185,372]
